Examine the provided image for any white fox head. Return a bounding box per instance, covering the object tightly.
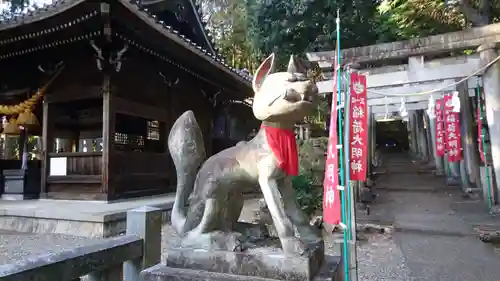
[251,53,319,124]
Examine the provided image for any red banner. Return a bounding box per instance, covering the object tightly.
[435,98,445,157]
[477,105,485,163]
[322,58,341,225]
[444,94,462,162]
[349,72,368,181]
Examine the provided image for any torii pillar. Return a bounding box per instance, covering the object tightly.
[478,43,500,202]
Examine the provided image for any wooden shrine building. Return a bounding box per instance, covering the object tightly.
[0,0,255,201]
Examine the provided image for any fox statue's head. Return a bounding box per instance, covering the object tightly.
[252,53,319,125]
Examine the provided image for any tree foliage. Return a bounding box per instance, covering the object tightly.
[196,0,259,72]
[376,0,500,41]
[246,0,382,68]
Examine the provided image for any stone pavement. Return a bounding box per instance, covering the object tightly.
[357,152,500,281]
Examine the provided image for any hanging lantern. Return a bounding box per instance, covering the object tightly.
[3,118,20,135]
[17,109,39,128]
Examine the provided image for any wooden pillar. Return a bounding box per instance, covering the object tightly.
[41,100,54,196]
[102,76,115,200]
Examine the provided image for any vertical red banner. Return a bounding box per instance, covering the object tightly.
[349,72,368,181]
[477,105,485,163]
[323,58,341,225]
[444,94,462,162]
[435,98,445,157]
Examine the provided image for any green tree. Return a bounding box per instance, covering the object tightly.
[197,0,260,72]
[376,0,500,41]
[246,0,381,67]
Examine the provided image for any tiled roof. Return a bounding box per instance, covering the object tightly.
[0,0,252,84]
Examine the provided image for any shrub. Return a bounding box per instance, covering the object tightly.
[292,138,328,216]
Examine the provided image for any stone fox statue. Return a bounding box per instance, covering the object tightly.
[168,54,322,255]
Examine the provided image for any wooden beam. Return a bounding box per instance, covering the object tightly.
[307,23,500,64]
[114,97,169,122]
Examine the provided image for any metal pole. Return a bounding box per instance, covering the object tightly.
[343,66,358,281]
[335,10,350,281]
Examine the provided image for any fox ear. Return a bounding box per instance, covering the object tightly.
[252,53,276,93]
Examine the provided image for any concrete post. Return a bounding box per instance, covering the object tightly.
[460,159,471,191]
[416,110,429,161]
[123,206,162,281]
[426,108,444,173]
[409,111,419,157]
[423,114,435,163]
[478,43,500,198]
[88,266,121,281]
[457,81,481,187]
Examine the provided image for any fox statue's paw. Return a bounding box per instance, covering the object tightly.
[281,237,309,256]
[181,231,245,252]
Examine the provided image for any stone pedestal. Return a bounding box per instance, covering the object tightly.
[1,168,40,200]
[141,240,341,281]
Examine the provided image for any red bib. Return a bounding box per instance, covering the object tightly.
[262,125,299,176]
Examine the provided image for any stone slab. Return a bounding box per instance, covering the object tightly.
[0,195,174,237]
[0,194,175,222]
[165,240,325,281]
[142,255,342,281]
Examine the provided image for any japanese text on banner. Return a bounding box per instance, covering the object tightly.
[435,98,445,157]
[443,94,462,162]
[349,73,368,181]
[322,58,341,225]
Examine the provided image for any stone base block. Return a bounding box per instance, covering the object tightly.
[142,255,342,281]
[1,194,38,200]
[0,207,171,237]
[165,240,325,281]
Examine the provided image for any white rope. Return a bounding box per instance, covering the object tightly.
[367,54,500,97]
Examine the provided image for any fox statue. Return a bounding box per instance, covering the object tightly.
[168,53,322,255]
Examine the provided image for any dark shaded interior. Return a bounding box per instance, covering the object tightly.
[376,120,409,152]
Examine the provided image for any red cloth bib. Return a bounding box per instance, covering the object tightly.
[262,125,299,176]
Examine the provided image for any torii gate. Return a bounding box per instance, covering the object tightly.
[307,23,500,207]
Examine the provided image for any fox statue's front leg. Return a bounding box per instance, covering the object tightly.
[258,159,322,255]
[279,177,323,244]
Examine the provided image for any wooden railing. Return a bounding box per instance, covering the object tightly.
[48,152,102,175]
[0,207,161,281]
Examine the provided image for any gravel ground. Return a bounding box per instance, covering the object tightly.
[357,233,413,281]
[0,230,98,265]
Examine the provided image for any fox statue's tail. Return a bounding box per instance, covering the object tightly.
[168,110,206,235]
